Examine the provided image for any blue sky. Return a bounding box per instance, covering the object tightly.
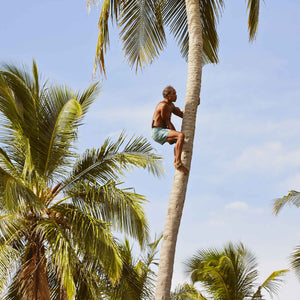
[1,0,300,298]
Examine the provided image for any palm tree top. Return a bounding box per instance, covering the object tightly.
[185,242,288,300]
[0,61,163,299]
[87,0,261,76]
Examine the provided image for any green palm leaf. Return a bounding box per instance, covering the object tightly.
[0,215,27,294]
[42,97,82,178]
[0,63,100,181]
[99,236,161,300]
[162,0,224,64]
[251,269,289,299]
[47,203,122,281]
[0,148,23,194]
[273,190,300,215]
[34,219,77,299]
[61,180,149,247]
[0,244,21,291]
[58,132,163,193]
[171,282,207,300]
[38,85,98,179]
[4,179,43,214]
[247,0,260,41]
[92,0,123,75]
[290,246,300,281]
[119,0,166,71]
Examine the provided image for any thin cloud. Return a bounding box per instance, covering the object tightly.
[279,173,300,191]
[226,201,249,211]
[227,142,300,174]
[225,201,264,214]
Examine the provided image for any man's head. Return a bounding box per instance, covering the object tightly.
[163,86,177,102]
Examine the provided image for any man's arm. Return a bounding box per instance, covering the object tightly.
[172,105,183,118]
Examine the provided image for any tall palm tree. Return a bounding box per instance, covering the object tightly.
[273,191,300,280]
[0,61,163,299]
[88,0,262,298]
[185,242,288,300]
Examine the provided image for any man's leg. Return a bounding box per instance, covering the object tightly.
[166,130,188,174]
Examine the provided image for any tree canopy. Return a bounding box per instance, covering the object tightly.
[0,61,163,299]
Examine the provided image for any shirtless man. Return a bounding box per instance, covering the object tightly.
[151,86,189,174]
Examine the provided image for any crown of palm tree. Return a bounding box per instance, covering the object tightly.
[0,61,163,299]
[88,0,260,75]
[185,242,288,300]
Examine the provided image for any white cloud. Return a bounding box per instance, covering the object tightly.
[227,142,300,174]
[197,111,300,140]
[225,201,264,214]
[279,173,300,191]
[208,219,226,226]
[226,201,249,211]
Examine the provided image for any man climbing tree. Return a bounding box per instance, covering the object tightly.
[151,86,189,175]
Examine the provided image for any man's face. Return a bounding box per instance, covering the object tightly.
[168,89,177,102]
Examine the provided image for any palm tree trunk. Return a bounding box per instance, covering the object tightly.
[19,241,51,300]
[154,0,203,299]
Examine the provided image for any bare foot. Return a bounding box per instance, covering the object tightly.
[174,162,189,175]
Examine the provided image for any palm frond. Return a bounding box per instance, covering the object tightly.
[99,236,160,300]
[4,178,43,214]
[74,259,104,300]
[0,215,27,246]
[0,243,21,291]
[2,267,23,300]
[246,0,260,41]
[0,147,22,184]
[219,243,258,298]
[75,82,100,116]
[0,63,37,121]
[58,132,163,193]
[37,82,99,179]
[185,247,221,282]
[273,190,300,216]
[31,60,40,100]
[0,71,26,142]
[1,62,100,181]
[252,269,288,299]
[135,234,162,298]
[42,97,82,178]
[290,246,300,281]
[34,219,77,300]
[119,0,166,71]
[103,241,146,300]
[48,203,122,282]
[93,0,123,75]
[162,0,224,64]
[63,180,149,247]
[171,282,207,300]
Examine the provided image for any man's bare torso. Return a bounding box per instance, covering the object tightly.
[152,101,174,128]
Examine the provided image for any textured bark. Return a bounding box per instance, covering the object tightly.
[19,240,51,300]
[154,0,203,299]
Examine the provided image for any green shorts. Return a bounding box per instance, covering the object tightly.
[151,127,170,145]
